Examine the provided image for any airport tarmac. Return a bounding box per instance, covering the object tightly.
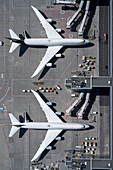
[0,0,112,170]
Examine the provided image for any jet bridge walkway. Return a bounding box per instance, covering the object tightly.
[66,91,85,115]
[78,0,90,36]
[54,0,76,5]
[66,0,85,28]
[77,90,91,119]
[66,89,91,118]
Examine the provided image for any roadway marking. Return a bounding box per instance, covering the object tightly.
[66,49,68,54]
[0,87,10,103]
[9,59,40,73]
[0,124,9,126]
[4,43,11,45]
[56,18,57,23]
[0,118,14,170]
[13,137,23,168]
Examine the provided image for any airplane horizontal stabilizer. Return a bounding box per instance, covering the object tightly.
[9,113,20,137]
[9,113,19,124]
[9,42,20,53]
[9,126,19,137]
[9,29,21,53]
[9,29,20,40]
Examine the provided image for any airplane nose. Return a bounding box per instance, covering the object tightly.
[85,40,90,44]
[84,124,90,129]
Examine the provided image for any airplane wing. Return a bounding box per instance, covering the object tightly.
[31,90,62,123]
[31,6,62,39]
[31,129,62,162]
[31,46,62,78]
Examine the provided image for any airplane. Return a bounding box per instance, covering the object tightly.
[7,6,90,78]
[9,89,90,162]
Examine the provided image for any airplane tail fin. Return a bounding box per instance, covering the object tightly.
[6,29,23,53]
[9,113,20,137]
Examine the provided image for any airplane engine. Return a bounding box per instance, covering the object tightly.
[46,63,52,67]
[55,136,62,141]
[46,18,52,23]
[55,53,62,58]
[46,146,52,150]
[55,112,61,115]
[56,28,62,33]
[46,102,52,106]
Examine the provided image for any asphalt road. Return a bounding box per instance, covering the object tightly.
[99,0,109,76]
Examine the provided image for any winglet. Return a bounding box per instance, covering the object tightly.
[31,69,38,78]
[31,154,40,162]
[31,6,37,13]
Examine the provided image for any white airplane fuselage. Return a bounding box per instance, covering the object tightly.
[24,38,89,47]
[13,122,89,130]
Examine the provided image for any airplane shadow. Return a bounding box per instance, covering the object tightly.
[83,0,96,39]
[19,43,28,57]
[19,112,33,138]
[37,130,66,162]
[71,99,85,117]
[95,0,109,6]
[69,90,96,120]
[71,89,96,119]
[37,10,64,38]
[71,13,84,32]
[38,47,66,79]
[36,123,94,162]
[62,6,77,11]
[82,0,109,38]
[38,91,66,123]
[83,90,96,120]
[16,39,94,80]
[38,43,93,79]
[18,34,28,57]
